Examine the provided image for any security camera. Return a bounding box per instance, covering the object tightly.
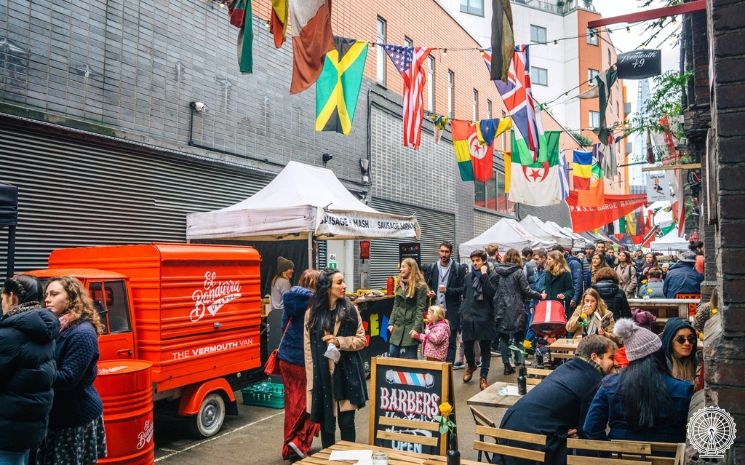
[190,101,207,113]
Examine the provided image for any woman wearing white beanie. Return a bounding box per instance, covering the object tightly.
[583,318,693,443]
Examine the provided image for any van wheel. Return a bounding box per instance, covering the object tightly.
[191,392,225,438]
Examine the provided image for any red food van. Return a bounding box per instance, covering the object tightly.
[28,243,262,437]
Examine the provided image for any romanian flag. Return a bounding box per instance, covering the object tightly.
[572,150,592,190]
[451,120,475,181]
[315,37,368,135]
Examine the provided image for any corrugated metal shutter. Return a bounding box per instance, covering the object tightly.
[367,199,455,289]
[0,121,273,274]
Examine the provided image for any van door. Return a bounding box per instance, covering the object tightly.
[90,280,135,360]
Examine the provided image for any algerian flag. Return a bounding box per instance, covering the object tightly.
[508,129,562,206]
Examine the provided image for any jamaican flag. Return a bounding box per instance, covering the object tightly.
[315,37,368,135]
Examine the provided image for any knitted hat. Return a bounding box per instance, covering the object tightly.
[276,256,295,274]
[614,318,662,362]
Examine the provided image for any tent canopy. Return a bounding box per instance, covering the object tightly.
[459,218,550,259]
[650,228,689,252]
[519,216,561,247]
[186,161,420,241]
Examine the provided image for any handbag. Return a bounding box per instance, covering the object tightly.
[264,318,292,376]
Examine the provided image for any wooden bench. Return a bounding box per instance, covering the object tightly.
[377,415,441,448]
[567,438,685,465]
[473,425,546,464]
[525,367,553,385]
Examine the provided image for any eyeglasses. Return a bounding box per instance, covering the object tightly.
[675,335,696,344]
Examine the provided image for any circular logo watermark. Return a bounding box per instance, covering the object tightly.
[687,406,737,459]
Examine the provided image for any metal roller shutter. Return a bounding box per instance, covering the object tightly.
[366,198,455,289]
[0,122,273,273]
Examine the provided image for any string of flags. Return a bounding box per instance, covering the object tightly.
[223,0,624,209]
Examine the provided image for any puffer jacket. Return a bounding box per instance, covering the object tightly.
[0,304,59,451]
[493,263,541,333]
[279,286,313,366]
[592,279,631,320]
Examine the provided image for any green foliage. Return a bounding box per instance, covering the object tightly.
[626,70,692,141]
[569,131,593,148]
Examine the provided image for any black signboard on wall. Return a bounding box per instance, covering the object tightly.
[616,49,662,79]
[399,242,421,267]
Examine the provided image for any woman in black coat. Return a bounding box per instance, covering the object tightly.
[540,250,575,318]
[592,267,632,320]
[494,249,541,375]
[0,275,59,465]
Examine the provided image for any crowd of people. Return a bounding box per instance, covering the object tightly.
[1,275,106,465]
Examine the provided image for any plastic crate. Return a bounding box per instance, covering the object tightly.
[241,381,284,409]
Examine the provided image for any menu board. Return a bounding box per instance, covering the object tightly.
[398,242,421,267]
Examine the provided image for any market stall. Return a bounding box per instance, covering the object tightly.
[459,218,552,259]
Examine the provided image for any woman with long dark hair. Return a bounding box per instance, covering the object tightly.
[660,318,698,385]
[38,276,107,465]
[0,275,58,465]
[304,269,367,448]
[583,319,693,442]
[279,269,321,460]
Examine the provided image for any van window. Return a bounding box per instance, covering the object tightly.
[90,280,131,334]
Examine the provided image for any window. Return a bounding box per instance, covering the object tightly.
[589,111,600,128]
[376,17,387,85]
[448,70,455,119]
[473,89,479,120]
[531,66,548,86]
[474,170,513,215]
[90,280,132,334]
[426,56,435,112]
[404,36,413,48]
[588,68,599,86]
[460,0,484,15]
[530,25,547,44]
[587,28,598,45]
[486,99,492,118]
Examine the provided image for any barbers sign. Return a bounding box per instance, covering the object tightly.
[616,49,661,79]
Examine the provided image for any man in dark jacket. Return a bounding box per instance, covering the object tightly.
[424,241,465,364]
[663,251,704,298]
[460,250,497,390]
[499,335,617,465]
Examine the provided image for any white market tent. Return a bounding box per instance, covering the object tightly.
[650,228,689,253]
[186,161,420,249]
[459,218,551,259]
[546,221,590,249]
[519,215,566,248]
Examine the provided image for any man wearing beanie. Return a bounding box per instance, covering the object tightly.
[584,319,693,443]
[271,256,295,312]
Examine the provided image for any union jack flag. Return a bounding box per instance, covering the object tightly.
[483,45,540,161]
[383,44,433,149]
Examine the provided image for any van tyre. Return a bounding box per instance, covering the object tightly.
[191,392,225,438]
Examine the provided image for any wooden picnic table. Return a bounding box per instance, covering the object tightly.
[466,381,533,409]
[296,440,481,465]
[549,337,580,359]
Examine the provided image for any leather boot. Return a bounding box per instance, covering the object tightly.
[504,365,515,376]
[463,365,476,383]
[479,377,489,391]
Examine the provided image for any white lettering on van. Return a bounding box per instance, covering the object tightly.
[190,271,242,322]
[170,338,254,360]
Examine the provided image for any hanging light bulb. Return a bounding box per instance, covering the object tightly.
[553,40,558,46]
[443,48,448,56]
[671,15,678,24]
[626,26,631,33]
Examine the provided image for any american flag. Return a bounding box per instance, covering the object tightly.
[483,45,540,161]
[383,44,432,149]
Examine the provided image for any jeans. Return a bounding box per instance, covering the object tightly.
[388,344,418,359]
[320,410,355,448]
[525,307,536,342]
[463,339,491,379]
[0,449,29,465]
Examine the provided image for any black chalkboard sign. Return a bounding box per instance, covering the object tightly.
[368,357,455,456]
[616,49,662,79]
[399,242,421,268]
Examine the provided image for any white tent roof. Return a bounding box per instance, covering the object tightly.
[459,218,550,259]
[186,161,420,241]
[519,215,564,248]
[546,221,589,249]
[650,228,689,252]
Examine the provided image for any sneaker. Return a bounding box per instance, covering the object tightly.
[490,350,501,356]
[287,441,307,459]
[452,362,465,370]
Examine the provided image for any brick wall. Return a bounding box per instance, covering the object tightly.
[706,0,745,462]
